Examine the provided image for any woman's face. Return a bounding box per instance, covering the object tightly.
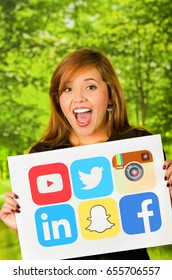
[59,67,110,145]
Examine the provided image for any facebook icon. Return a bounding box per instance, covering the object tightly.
[119,192,162,234]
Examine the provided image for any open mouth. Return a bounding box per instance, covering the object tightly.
[73,108,92,125]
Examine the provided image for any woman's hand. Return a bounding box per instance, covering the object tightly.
[0,192,20,234]
[164,159,172,203]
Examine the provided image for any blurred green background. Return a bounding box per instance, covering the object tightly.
[0,0,172,259]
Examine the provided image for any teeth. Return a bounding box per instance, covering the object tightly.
[74,108,91,113]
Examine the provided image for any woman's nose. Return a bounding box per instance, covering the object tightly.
[73,89,87,103]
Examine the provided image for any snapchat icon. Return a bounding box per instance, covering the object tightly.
[78,198,120,240]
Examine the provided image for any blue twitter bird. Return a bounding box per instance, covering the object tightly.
[78,167,104,190]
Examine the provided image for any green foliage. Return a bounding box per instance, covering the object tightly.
[0,0,171,259]
[1,0,171,156]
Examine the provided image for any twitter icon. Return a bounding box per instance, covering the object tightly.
[79,166,104,190]
[70,157,114,199]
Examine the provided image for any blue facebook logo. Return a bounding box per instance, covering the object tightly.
[120,192,162,234]
[70,156,114,199]
[35,204,78,247]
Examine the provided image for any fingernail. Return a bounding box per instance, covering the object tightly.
[14,194,18,199]
[163,165,166,170]
[164,176,167,181]
[167,183,170,187]
[16,209,21,213]
[16,204,20,209]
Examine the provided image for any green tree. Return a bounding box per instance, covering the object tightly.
[0,0,171,158]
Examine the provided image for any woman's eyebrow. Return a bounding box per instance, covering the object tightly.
[84,77,99,82]
[65,77,99,85]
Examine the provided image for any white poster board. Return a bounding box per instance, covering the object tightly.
[7,135,172,259]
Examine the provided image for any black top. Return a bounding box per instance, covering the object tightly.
[29,128,151,260]
[29,128,152,153]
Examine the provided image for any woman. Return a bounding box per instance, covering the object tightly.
[0,48,172,259]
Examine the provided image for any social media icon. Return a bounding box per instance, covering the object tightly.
[28,163,71,205]
[119,192,162,234]
[37,174,63,193]
[112,150,156,194]
[35,204,78,247]
[86,205,115,233]
[79,166,104,190]
[70,157,114,199]
[78,198,120,240]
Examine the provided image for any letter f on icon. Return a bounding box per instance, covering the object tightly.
[137,199,154,233]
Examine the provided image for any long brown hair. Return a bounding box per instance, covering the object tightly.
[33,48,131,147]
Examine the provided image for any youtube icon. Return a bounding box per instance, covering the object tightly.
[28,163,72,205]
[36,174,63,194]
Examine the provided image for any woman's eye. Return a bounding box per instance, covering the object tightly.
[86,85,97,90]
[64,87,73,93]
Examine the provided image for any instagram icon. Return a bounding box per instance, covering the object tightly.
[112,150,156,194]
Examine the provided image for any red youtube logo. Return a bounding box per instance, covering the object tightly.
[28,163,71,205]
